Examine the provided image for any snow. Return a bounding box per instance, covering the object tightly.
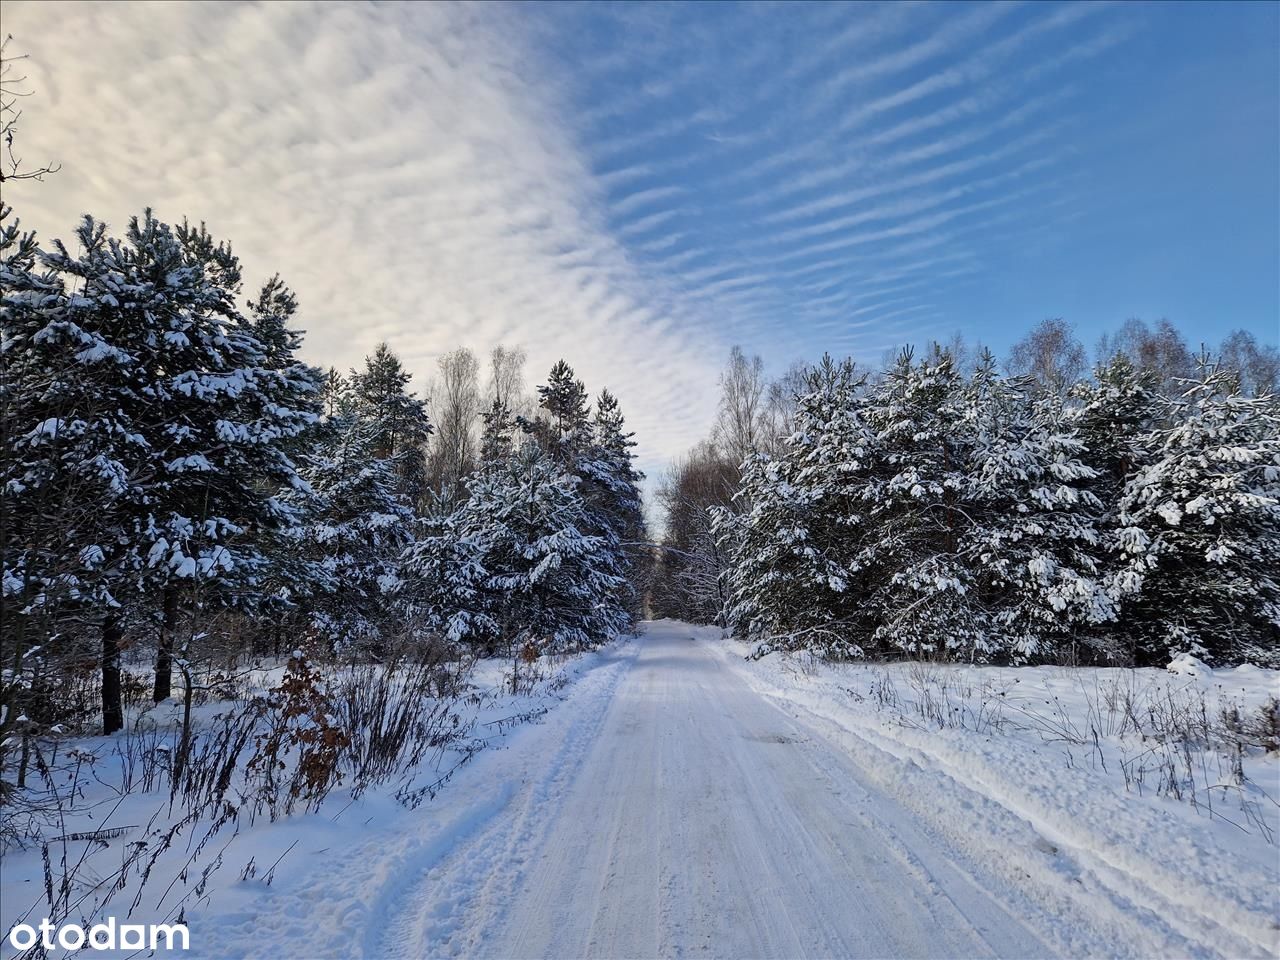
[3,623,1277,958]
[0,644,627,958]
[717,631,1280,958]
[373,623,1053,958]
[1168,652,1213,678]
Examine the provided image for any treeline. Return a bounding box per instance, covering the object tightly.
[657,321,1280,667]
[0,205,648,743]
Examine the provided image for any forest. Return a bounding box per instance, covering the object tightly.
[654,322,1280,668]
[5,189,1280,782]
[1,199,651,747]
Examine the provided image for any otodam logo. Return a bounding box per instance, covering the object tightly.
[7,918,189,953]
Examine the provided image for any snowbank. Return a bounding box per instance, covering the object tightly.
[710,630,1280,959]
[1,640,636,959]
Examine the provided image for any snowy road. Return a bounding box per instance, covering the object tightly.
[381,621,1056,959]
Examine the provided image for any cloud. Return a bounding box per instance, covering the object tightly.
[4,0,1161,496]
[4,1,738,489]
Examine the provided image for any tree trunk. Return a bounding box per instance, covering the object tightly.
[17,730,30,789]
[101,615,124,735]
[173,660,195,789]
[153,585,179,703]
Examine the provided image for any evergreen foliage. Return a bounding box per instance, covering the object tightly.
[399,440,629,656]
[2,201,645,743]
[718,344,1280,666]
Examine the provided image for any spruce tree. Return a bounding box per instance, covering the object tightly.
[1070,354,1167,658]
[962,353,1112,661]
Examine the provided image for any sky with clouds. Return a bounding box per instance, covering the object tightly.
[5,0,1278,483]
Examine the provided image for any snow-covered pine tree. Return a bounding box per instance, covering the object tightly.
[535,359,591,465]
[479,396,515,470]
[1113,357,1280,664]
[149,220,320,699]
[720,356,877,658]
[578,389,648,624]
[4,211,319,725]
[242,285,418,657]
[1069,353,1167,658]
[349,342,432,505]
[1072,354,1167,505]
[961,352,1112,662]
[399,440,628,668]
[1,204,72,613]
[290,381,416,655]
[246,275,300,363]
[396,504,498,655]
[3,214,179,731]
[321,366,346,417]
[861,346,979,658]
[0,203,105,735]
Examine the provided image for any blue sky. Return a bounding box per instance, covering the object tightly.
[534,0,1278,360]
[8,1,1278,478]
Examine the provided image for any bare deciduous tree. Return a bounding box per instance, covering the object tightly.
[486,344,528,417]
[1096,318,1194,396]
[1217,329,1280,397]
[758,361,808,456]
[941,329,986,376]
[1007,318,1087,393]
[714,346,768,469]
[428,347,481,490]
[651,441,738,623]
[0,36,59,184]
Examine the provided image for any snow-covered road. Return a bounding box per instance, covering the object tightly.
[182,618,1273,958]
[382,620,1056,959]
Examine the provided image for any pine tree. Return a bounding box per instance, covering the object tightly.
[580,389,648,624]
[1,205,72,613]
[861,347,978,658]
[962,353,1112,661]
[291,389,416,654]
[1069,354,1168,659]
[0,203,97,737]
[397,508,498,654]
[321,366,346,417]
[1114,358,1280,664]
[536,359,590,464]
[230,275,328,659]
[1072,354,1167,505]
[3,214,142,638]
[247,274,304,367]
[349,342,432,504]
[399,440,628,666]
[4,211,319,723]
[719,356,876,657]
[479,397,515,470]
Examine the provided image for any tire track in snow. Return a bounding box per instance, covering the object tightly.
[413,622,1055,959]
[375,639,641,958]
[714,638,1278,959]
